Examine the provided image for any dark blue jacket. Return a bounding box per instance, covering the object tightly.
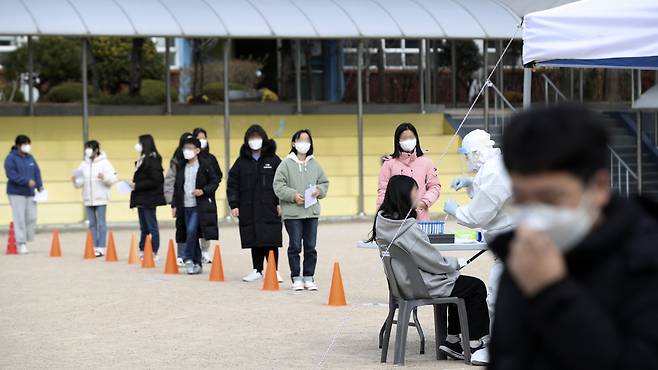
[4,148,43,196]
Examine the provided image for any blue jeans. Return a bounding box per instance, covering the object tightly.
[184,207,201,265]
[138,207,160,254]
[284,218,318,279]
[86,205,107,248]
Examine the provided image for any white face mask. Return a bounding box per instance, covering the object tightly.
[294,141,311,154]
[20,144,31,154]
[134,143,143,154]
[399,139,417,153]
[183,149,196,160]
[199,139,208,149]
[513,193,599,252]
[84,148,94,159]
[248,138,263,151]
[466,151,485,172]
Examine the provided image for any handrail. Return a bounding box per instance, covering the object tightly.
[609,146,638,197]
[541,73,568,106]
[487,80,517,112]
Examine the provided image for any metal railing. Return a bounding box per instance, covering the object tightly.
[609,146,638,197]
[542,74,568,106]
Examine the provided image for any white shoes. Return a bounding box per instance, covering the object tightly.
[242,269,263,282]
[94,248,105,257]
[176,257,185,267]
[291,277,304,291]
[153,254,159,263]
[276,271,284,283]
[471,346,489,366]
[201,250,212,264]
[18,243,28,254]
[303,278,318,291]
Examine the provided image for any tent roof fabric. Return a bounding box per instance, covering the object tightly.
[523,0,658,69]
[632,85,658,110]
[0,0,531,39]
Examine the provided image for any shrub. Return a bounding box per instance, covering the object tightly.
[202,82,246,101]
[44,82,91,103]
[140,79,179,104]
[0,84,24,102]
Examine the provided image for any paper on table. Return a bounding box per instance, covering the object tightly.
[304,185,318,209]
[117,180,133,193]
[34,189,48,203]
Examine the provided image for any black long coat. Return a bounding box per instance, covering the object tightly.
[227,139,282,249]
[172,156,220,242]
[130,152,166,208]
[488,196,658,370]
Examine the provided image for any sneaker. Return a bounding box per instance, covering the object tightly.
[18,243,28,255]
[176,257,185,267]
[153,254,159,263]
[438,340,464,360]
[139,251,144,260]
[471,346,489,366]
[276,271,284,283]
[190,264,203,275]
[94,248,104,258]
[291,277,304,291]
[185,260,194,274]
[303,277,318,291]
[201,250,212,264]
[242,269,263,282]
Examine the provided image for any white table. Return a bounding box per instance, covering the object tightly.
[356,240,488,251]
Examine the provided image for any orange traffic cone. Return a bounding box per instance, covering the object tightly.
[327,262,347,306]
[127,234,140,265]
[142,235,156,268]
[164,239,179,274]
[209,245,225,282]
[49,228,62,257]
[262,250,279,291]
[105,231,118,262]
[83,229,95,259]
[6,222,17,255]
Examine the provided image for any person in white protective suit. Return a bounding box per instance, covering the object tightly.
[442,129,515,366]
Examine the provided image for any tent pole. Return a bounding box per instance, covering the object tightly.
[223,39,231,216]
[579,69,584,103]
[483,40,489,131]
[295,40,302,114]
[357,40,365,216]
[27,36,34,116]
[276,39,282,96]
[451,41,457,107]
[569,69,574,100]
[523,68,532,109]
[637,70,642,97]
[637,111,642,195]
[426,39,432,106]
[418,39,424,113]
[164,38,172,115]
[81,38,89,144]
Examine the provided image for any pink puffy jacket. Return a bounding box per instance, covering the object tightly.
[376,152,441,221]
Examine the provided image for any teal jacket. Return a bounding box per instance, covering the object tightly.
[273,153,329,220]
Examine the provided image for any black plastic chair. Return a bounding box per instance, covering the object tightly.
[380,245,471,365]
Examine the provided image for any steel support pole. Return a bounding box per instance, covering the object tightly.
[483,40,489,131]
[637,111,643,195]
[276,39,282,96]
[295,40,302,114]
[419,39,425,114]
[451,41,457,107]
[523,68,532,109]
[357,40,365,216]
[569,69,574,100]
[579,69,584,103]
[164,38,172,115]
[426,39,432,106]
[27,36,34,116]
[81,39,89,144]
[631,70,635,104]
[223,39,231,216]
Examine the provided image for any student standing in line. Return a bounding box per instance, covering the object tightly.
[129,134,166,260]
[273,129,329,291]
[172,137,220,275]
[227,124,283,283]
[164,132,193,266]
[4,135,43,254]
[376,123,441,221]
[192,127,223,264]
[72,140,118,257]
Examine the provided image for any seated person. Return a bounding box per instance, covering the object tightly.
[370,175,490,364]
[488,104,658,370]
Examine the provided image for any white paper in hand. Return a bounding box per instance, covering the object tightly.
[34,189,48,203]
[304,185,318,209]
[117,181,133,193]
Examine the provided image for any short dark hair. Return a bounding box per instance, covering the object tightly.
[182,137,201,148]
[14,134,30,149]
[85,140,100,152]
[503,104,610,183]
[290,129,314,156]
[391,123,423,158]
[244,124,269,144]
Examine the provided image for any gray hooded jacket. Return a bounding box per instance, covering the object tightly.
[375,212,460,298]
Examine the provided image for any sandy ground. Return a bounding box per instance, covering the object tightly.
[0,220,493,369]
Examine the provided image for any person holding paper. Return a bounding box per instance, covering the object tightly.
[4,134,43,254]
[71,140,117,257]
[273,129,329,291]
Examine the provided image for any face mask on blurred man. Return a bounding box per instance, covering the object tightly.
[84,148,93,159]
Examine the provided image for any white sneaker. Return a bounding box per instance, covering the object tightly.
[291,277,304,291]
[471,346,489,366]
[303,278,318,291]
[176,257,185,267]
[139,251,144,260]
[94,248,104,257]
[242,269,263,282]
[18,243,28,255]
[201,250,212,264]
[185,260,194,274]
[153,254,159,263]
[276,271,284,283]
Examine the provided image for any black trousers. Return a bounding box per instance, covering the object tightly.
[447,275,490,341]
[251,248,279,273]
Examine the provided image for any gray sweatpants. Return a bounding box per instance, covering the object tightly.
[8,194,37,245]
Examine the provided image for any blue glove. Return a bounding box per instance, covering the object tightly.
[451,176,474,191]
[443,198,459,216]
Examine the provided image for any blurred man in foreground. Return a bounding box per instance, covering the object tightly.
[488,104,658,370]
